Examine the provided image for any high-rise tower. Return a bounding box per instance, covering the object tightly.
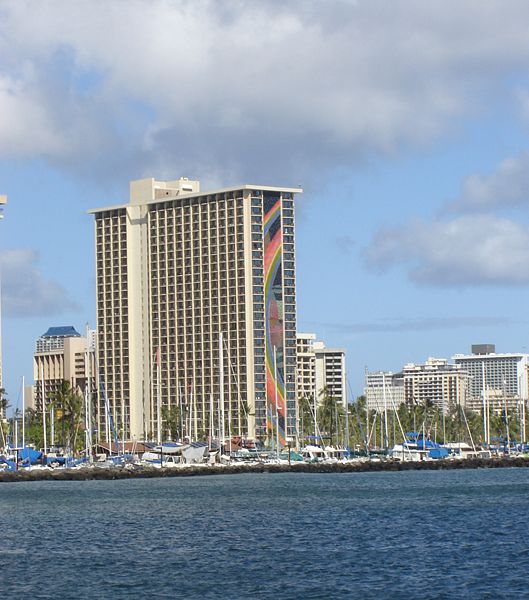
[90,178,301,443]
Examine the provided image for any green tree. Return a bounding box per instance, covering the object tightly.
[0,387,9,446]
[24,408,44,450]
[161,405,181,440]
[317,387,343,446]
[298,394,314,443]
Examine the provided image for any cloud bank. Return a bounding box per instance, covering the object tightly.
[1,1,529,184]
[366,215,529,286]
[0,250,79,317]
[448,152,529,213]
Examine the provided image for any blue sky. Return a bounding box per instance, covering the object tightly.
[2,0,529,409]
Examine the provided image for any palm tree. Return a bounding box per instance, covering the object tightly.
[161,405,181,440]
[0,387,9,417]
[317,387,343,446]
[49,381,84,453]
[0,387,9,447]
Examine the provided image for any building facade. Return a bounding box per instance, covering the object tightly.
[33,326,96,411]
[90,177,301,443]
[364,371,405,412]
[453,345,529,414]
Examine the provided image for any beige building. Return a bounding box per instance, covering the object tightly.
[90,177,301,443]
[296,334,347,407]
[33,326,96,411]
[296,333,316,404]
[403,357,469,414]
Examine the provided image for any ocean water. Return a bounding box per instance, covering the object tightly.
[1,468,528,599]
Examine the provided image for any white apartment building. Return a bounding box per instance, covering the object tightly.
[33,326,96,411]
[453,345,529,414]
[90,177,302,443]
[296,334,347,409]
[364,371,405,412]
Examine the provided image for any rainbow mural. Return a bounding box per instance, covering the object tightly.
[263,195,286,445]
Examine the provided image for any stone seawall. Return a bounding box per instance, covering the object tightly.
[1,456,529,483]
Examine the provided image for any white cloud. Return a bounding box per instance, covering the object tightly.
[0,249,79,317]
[365,215,529,286]
[448,152,529,213]
[1,1,529,182]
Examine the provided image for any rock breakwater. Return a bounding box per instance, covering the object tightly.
[2,455,529,483]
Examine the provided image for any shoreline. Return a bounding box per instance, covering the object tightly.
[2,455,529,482]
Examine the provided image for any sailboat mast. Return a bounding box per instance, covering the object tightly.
[482,362,488,446]
[22,375,25,449]
[156,348,162,444]
[209,393,214,451]
[382,372,389,450]
[41,362,47,454]
[219,332,225,446]
[86,324,92,460]
[274,345,279,454]
[345,383,350,452]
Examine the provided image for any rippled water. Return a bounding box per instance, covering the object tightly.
[1,468,528,599]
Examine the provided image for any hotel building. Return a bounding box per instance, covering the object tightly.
[90,177,301,443]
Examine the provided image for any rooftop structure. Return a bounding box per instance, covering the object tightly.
[36,326,81,353]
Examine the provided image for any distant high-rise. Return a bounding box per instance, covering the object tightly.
[90,177,301,443]
[453,346,528,413]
